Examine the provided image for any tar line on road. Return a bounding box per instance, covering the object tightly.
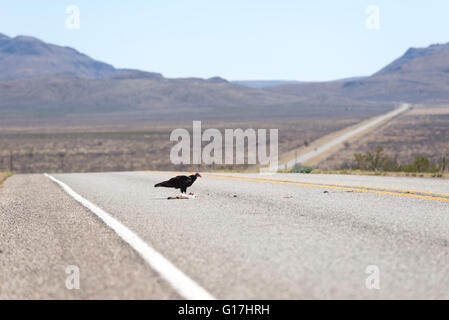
[44,173,215,300]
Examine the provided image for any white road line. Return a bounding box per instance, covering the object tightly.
[44,173,215,300]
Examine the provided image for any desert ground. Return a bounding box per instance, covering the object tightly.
[0,104,391,173]
[319,104,449,170]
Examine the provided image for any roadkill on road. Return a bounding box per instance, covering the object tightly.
[167,193,198,200]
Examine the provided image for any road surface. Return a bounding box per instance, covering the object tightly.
[1,171,448,299]
[279,103,411,169]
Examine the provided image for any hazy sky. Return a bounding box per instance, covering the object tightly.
[1,1,448,81]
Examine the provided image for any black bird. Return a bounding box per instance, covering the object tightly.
[154,173,202,194]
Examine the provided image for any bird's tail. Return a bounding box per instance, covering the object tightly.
[154,181,170,188]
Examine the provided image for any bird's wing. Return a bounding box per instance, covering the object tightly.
[170,175,191,187]
[155,175,191,188]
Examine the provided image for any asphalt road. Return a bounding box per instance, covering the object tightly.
[1,171,449,299]
[279,103,411,169]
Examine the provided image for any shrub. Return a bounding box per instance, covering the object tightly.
[350,146,446,173]
[290,165,314,173]
[353,147,397,171]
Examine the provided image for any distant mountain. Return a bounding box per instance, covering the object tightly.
[232,78,367,89]
[232,80,302,89]
[268,42,449,104]
[0,33,122,80]
[334,76,367,82]
[375,43,449,76]
[0,33,305,116]
[0,73,301,113]
[2,32,449,120]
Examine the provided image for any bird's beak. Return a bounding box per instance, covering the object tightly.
[198,174,202,178]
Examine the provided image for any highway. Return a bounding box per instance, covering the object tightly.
[279,103,411,169]
[1,171,449,299]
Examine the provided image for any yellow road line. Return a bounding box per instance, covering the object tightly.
[146,171,449,203]
[243,176,449,197]
[202,174,449,203]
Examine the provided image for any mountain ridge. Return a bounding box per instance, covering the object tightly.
[268,42,449,104]
[0,33,118,80]
[2,33,449,119]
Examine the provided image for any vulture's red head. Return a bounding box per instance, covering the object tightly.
[195,173,202,178]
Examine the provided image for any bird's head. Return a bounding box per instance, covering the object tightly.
[195,173,202,178]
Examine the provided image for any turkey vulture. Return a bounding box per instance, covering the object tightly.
[154,173,202,194]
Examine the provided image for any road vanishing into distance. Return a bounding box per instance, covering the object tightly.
[1,171,449,299]
[279,103,411,169]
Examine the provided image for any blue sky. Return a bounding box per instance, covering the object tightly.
[1,0,448,81]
